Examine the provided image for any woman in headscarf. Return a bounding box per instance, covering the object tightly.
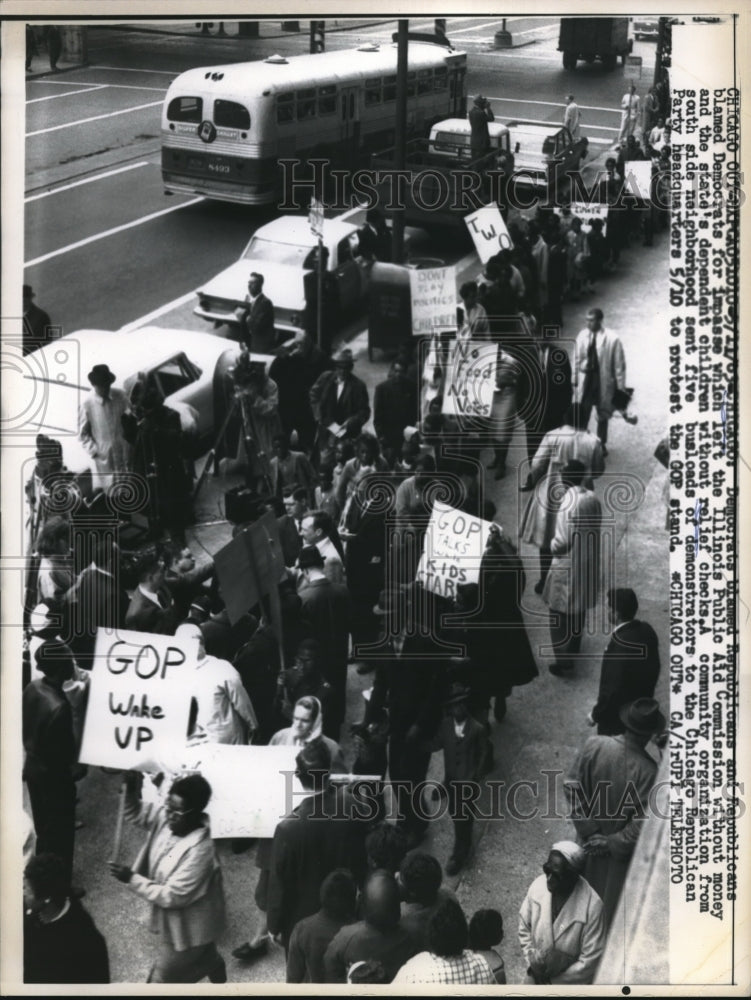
[232,695,346,963]
[518,841,606,985]
[519,403,604,595]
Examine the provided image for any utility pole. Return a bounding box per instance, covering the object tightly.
[391,20,408,265]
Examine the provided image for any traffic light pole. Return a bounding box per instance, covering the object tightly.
[391,19,408,265]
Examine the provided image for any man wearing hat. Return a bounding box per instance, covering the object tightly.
[309,348,370,464]
[22,284,53,355]
[79,364,131,490]
[468,93,494,161]
[566,697,665,927]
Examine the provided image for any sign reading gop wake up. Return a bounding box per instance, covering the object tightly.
[79,629,197,772]
[416,501,494,599]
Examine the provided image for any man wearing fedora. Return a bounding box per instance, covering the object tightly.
[78,364,132,491]
[566,697,665,927]
[309,348,370,465]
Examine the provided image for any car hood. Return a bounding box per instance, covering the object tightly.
[197,260,307,311]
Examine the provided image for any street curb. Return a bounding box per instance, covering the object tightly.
[26,62,89,79]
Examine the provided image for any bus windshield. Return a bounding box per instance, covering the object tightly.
[242,237,311,266]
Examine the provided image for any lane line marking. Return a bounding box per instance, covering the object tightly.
[25,162,150,203]
[24,197,203,267]
[26,85,106,104]
[26,100,163,137]
[27,78,95,86]
[489,96,621,115]
[89,65,178,76]
[119,290,199,332]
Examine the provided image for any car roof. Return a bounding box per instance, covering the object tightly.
[252,215,359,248]
[430,118,509,137]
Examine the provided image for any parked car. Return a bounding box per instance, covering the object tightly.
[194,215,365,335]
[427,117,511,160]
[505,121,588,189]
[634,18,659,41]
[20,327,266,475]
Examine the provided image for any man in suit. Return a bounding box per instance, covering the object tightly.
[572,307,627,456]
[269,331,333,452]
[309,348,370,463]
[235,272,276,354]
[124,559,181,634]
[297,545,351,738]
[64,537,128,669]
[266,742,367,947]
[276,489,307,567]
[588,588,661,735]
[373,360,418,455]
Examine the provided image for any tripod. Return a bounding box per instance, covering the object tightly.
[193,388,273,503]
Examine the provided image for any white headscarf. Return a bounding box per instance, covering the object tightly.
[551,840,586,873]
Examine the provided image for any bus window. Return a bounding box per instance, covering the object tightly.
[434,67,448,92]
[382,75,397,102]
[167,96,203,122]
[417,69,433,95]
[364,78,381,106]
[214,99,250,130]
[318,85,337,116]
[276,93,294,124]
[297,88,317,120]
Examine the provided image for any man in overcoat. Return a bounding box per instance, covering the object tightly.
[573,308,626,456]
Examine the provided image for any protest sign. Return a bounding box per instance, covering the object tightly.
[79,628,197,772]
[213,509,286,624]
[624,55,643,81]
[442,339,497,420]
[464,204,513,263]
[623,160,654,201]
[569,200,609,236]
[408,265,456,335]
[416,501,493,599]
[182,744,310,838]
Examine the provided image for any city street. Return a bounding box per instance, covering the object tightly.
[18,17,670,986]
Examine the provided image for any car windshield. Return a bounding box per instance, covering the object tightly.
[242,237,311,267]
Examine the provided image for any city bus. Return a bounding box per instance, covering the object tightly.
[161,41,467,205]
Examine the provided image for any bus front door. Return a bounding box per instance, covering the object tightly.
[340,86,360,170]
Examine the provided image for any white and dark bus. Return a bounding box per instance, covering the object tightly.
[161,42,467,205]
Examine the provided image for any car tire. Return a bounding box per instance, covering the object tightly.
[562,51,577,70]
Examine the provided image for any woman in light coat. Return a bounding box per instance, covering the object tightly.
[520,403,604,594]
[519,840,605,984]
[109,772,227,984]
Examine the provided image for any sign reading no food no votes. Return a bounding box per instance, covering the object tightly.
[79,628,197,772]
[409,265,456,335]
[416,501,494,599]
[442,338,498,420]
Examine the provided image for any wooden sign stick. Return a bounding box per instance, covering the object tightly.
[109,779,127,863]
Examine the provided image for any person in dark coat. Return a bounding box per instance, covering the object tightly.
[266,742,367,947]
[297,546,351,738]
[121,375,193,541]
[269,331,333,453]
[588,588,661,735]
[286,869,357,983]
[234,272,276,354]
[323,870,420,983]
[23,641,79,886]
[468,93,495,160]
[530,325,573,438]
[341,470,388,657]
[275,639,337,740]
[233,614,281,744]
[22,284,53,355]
[63,536,128,669]
[303,245,340,353]
[398,852,451,951]
[24,853,110,984]
[356,208,391,262]
[373,359,419,454]
[309,349,371,463]
[124,559,181,635]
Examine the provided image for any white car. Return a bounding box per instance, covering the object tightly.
[19,328,271,475]
[427,117,511,160]
[194,214,364,334]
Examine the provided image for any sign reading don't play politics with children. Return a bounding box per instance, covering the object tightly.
[79,628,197,772]
[408,265,456,335]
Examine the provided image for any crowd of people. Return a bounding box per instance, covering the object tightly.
[21,89,670,984]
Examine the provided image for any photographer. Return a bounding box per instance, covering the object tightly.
[468,94,494,160]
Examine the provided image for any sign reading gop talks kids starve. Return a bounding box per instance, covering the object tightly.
[416,501,494,599]
[442,338,498,420]
[79,628,197,772]
[464,203,513,263]
[408,264,456,335]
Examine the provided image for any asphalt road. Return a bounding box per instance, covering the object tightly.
[17,18,669,987]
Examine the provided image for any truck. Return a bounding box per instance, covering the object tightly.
[370,118,513,230]
[558,17,633,71]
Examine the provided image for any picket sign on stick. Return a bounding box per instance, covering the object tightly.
[442,338,498,420]
[464,204,513,264]
[78,628,197,773]
[416,501,494,599]
[408,265,456,336]
[568,201,610,236]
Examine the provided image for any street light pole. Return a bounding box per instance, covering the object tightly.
[391,19,409,265]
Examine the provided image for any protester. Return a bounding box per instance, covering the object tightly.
[309,348,370,464]
[398,852,452,950]
[618,83,641,144]
[64,535,127,669]
[268,331,332,452]
[109,772,227,983]
[270,434,317,501]
[373,360,419,454]
[572,308,628,456]
[468,908,506,984]
[275,644,337,740]
[518,841,605,984]
[286,869,357,983]
[364,822,409,876]
[24,853,110,984]
[298,509,345,585]
[588,588,661,734]
[393,897,495,984]
[269,695,346,772]
[124,559,180,634]
[567,698,665,926]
